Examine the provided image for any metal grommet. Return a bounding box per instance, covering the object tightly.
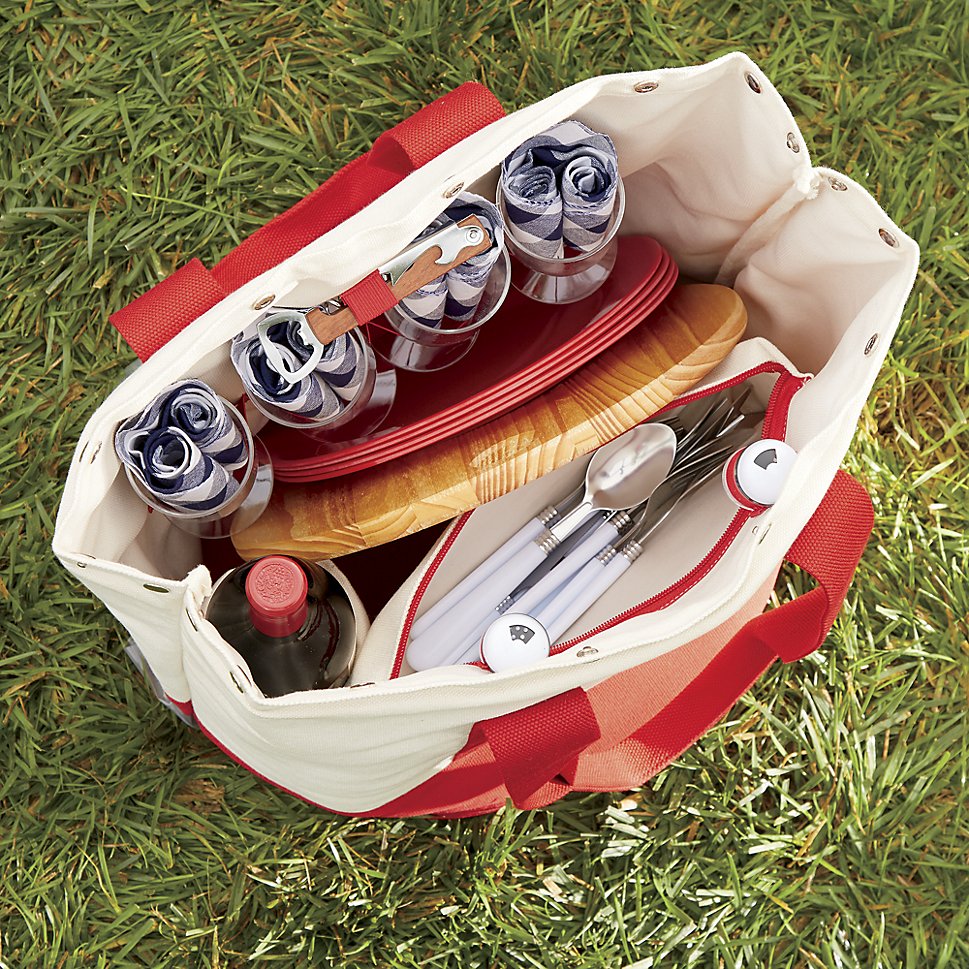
[443,181,464,199]
[745,72,762,93]
[633,80,658,93]
[786,132,800,153]
[864,334,879,355]
[143,583,171,594]
[575,646,599,658]
[829,177,848,191]
[252,294,275,310]
[879,229,899,248]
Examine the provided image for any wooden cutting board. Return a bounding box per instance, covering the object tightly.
[233,284,747,560]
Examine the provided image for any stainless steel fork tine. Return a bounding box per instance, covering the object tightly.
[665,445,728,483]
[709,408,748,441]
[703,389,752,440]
[665,445,735,487]
[682,396,754,457]
[731,385,753,412]
[661,414,686,432]
[620,460,728,550]
[671,396,726,453]
[644,426,759,513]
[671,423,740,470]
[638,443,735,517]
[688,396,733,439]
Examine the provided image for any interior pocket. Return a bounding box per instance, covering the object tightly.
[195,558,372,701]
[371,343,807,680]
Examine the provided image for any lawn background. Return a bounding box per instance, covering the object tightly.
[1,1,966,966]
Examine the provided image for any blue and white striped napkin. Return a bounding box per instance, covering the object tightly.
[115,380,248,513]
[500,120,619,259]
[396,192,505,329]
[231,318,365,421]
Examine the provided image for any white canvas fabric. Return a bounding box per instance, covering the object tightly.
[53,53,918,813]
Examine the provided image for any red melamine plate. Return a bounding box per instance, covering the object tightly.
[273,256,679,483]
[266,236,677,482]
[274,257,679,484]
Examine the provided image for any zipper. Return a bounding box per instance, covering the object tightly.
[647,360,799,422]
[545,368,808,655]
[390,365,809,676]
[389,512,473,679]
[546,510,753,655]
[762,367,802,440]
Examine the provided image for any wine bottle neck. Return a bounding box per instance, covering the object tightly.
[245,556,309,638]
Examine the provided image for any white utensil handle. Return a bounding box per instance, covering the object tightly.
[439,629,487,669]
[454,575,573,669]
[406,541,548,671]
[452,631,488,668]
[408,516,547,641]
[538,553,631,646]
[511,519,621,618]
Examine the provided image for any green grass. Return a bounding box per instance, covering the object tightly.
[1,1,967,966]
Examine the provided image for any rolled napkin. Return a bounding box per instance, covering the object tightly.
[231,318,364,421]
[115,379,248,513]
[397,192,505,329]
[500,119,619,259]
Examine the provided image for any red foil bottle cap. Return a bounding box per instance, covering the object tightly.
[245,556,308,638]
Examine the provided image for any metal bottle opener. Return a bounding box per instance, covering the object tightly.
[256,216,491,384]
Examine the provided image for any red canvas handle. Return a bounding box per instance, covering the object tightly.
[110,82,504,361]
[381,471,873,815]
[612,469,874,779]
[179,471,874,819]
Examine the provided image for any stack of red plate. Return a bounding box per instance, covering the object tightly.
[264,236,677,482]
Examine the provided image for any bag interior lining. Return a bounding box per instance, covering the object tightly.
[62,79,906,652]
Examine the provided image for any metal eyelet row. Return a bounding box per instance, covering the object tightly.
[740,75,901,254]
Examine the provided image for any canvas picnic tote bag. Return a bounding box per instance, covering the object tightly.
[54,53,918,816]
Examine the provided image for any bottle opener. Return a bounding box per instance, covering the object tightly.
[257,216,491,384]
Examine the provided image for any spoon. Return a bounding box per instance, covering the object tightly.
[543,423,678,544]
[405,422,677,671]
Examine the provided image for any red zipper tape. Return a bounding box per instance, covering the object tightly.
[390,513,473,679]
[390,364,808,675]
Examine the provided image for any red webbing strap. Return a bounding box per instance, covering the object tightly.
[478,689,602,807]
[341,270,399,324]
[580,470,875,784]
[110,82,504,360]
[211,82,504,291]
[110,258,229,365]
[373,471,873,818]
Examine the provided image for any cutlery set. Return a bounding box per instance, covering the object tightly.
[406,389,761,672]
